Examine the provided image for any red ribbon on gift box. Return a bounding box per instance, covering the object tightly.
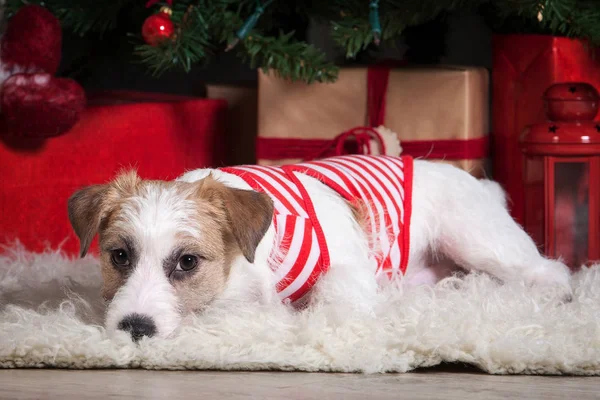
[257,135,488,161]
[257,126,387,161]
[257,61,489,161]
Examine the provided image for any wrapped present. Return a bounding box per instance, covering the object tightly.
[256,65,489,177]
[492,34,600,225]
[0,91,228,255]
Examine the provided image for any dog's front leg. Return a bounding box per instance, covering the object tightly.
[309,257,381,317]
[286,174,380,314]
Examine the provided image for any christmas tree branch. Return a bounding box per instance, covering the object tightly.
[329,0,478,58]
[131,1,337,82]
[539,0,600,45]
[238,31,339,83]
[6,0,600,83]
[5,0,136,36]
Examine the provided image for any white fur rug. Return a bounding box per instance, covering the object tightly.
[1,245,600,374]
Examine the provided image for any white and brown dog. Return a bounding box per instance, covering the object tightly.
[68,155,571,342]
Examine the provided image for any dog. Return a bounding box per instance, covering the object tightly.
[68,155,571,342]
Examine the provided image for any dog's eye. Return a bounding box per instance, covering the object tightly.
[111,249,130,267]
[177,255,199,271]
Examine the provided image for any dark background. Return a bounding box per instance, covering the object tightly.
[64,10,493,95]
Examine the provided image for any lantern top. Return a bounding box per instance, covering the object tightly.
[545,82,599,103]
[521,121,600,155]
[544,82,599,121]
[522,121,600,143]
[521,82,600,156]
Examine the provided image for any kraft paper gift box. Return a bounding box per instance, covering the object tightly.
[256,65,489,178]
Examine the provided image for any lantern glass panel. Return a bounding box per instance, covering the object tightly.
[554,161,590,267]
[524,157,545,248]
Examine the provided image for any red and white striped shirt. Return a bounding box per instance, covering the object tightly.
[221,155,413,303]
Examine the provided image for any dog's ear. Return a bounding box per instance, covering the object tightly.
[224,187,274,263]
[198,177,274,263]
[68,170,141,257]
[67,184,109,258]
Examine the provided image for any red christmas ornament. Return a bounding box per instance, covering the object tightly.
[1,5,62,74]
[142,6,175,46]
[1,73,86,137]
[0,5,86,139]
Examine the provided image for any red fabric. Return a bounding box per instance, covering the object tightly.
[257,135,488,161]
[400,155,413,278]
[0,94,228,255]
[221,163,331,304]
[492,34,600,225]
[284,167,331,301]
[288,155,412,278]
[223,155,412,303]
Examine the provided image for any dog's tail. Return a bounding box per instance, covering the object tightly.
[480,179,508,209]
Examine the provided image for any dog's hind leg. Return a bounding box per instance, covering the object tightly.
[412,161,572,296]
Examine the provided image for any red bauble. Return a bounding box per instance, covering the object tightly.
[2,5,62,74]
[1,73,86,138]
[142,9,175,46]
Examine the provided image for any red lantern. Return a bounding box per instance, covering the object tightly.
[521,82,600,269]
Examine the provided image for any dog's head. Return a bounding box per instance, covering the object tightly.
[68,170,273,342]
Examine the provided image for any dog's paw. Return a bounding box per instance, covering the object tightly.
[522,259,572,300]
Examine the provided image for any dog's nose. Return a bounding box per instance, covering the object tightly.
[117,313,157,342]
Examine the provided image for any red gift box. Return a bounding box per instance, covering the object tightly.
[492,34,600,225]
[0,91,228,256]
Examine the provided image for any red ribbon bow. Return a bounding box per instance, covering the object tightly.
[308,127,387,161]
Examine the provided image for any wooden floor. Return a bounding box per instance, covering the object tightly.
[1,365,599,399]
